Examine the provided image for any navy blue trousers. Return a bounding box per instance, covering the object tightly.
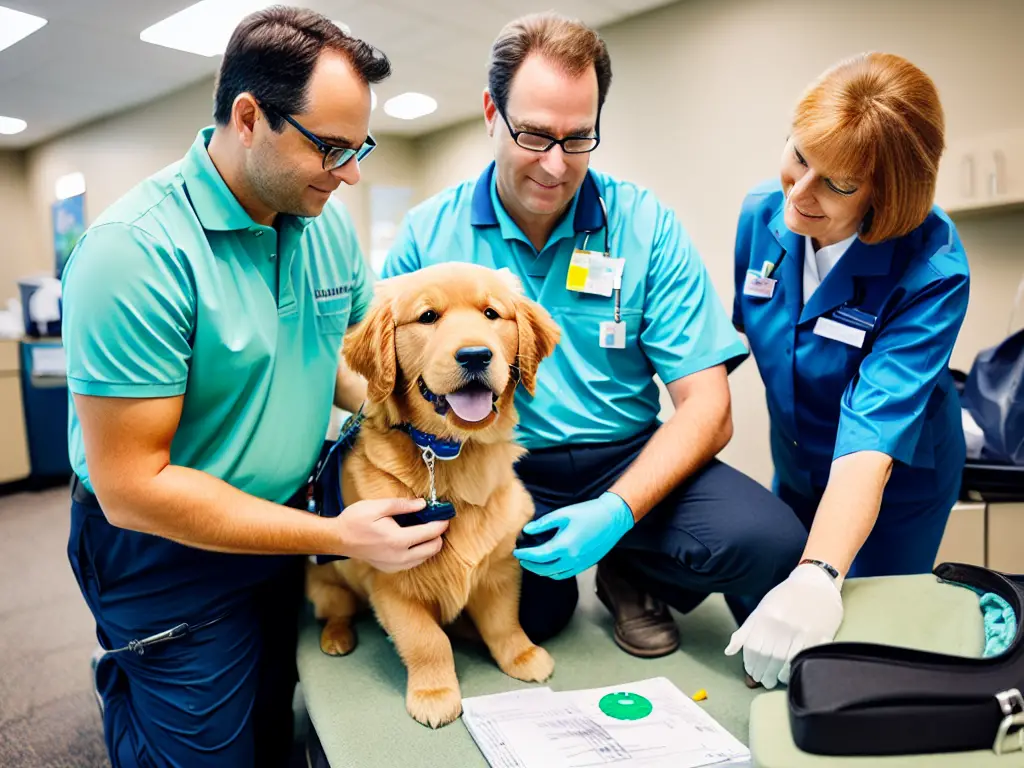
[515,426,808,643]
[776,479,956,579]
[68,493,304,768]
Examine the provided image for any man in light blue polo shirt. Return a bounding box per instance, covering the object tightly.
[61,9,445,767]
[384,12,806,659]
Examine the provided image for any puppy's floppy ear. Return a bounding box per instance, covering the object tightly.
[513,296,560,395]
[343,298,396,403]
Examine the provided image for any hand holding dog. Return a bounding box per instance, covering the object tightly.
[513,492,634,580]
[331,497,448,573]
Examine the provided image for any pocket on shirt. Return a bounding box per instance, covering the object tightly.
[547,304,645,373]
[314,294,352,338]
[548,303,641,334]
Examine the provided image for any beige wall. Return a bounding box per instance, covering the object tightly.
[408,0,1024,485]
[24,78,216,293]
[333,131,418,254]
[0,151,44,302]
[415,117,491,203]
[23,76,418,266]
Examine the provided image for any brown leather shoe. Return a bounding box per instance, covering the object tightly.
[595,560,680,658]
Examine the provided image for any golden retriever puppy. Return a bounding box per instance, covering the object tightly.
[306,262,561,728]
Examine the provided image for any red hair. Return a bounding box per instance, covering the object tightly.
[793,52,945,243]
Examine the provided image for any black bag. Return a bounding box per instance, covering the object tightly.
[787,562,1024,757]
[961,323,1024,466]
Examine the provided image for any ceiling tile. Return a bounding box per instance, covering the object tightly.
[0,0,678,148]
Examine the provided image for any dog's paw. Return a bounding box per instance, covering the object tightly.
[319,619,356,656]
[501,644,554,683]
[407,685,463,728]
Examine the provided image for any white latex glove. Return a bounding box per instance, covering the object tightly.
[724,563,843,689]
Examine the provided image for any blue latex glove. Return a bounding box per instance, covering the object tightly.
[512,492,634,580]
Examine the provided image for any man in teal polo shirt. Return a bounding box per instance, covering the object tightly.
[383,12,806,659]
[61,9,445,767]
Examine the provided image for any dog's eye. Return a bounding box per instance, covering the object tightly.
[418,310,439,325]
[484,308,500,320]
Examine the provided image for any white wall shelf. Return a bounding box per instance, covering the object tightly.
[936,128,1024,218]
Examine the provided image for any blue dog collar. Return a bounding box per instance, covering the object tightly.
[418,378,449,416]
[304,411,462,566]
[395,423,462,460]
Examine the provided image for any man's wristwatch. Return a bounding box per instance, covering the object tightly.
[799,558,841,585]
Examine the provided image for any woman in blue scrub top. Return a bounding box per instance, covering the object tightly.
[725,52,970,689]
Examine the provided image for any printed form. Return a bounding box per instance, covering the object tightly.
[461,677,750,768]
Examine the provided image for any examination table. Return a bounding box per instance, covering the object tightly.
[298,569,1002,767]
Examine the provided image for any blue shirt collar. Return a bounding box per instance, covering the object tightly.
[470,161,605,240]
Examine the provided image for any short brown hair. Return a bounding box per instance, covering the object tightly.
[792,52,945,243]
[487,12,612,123]
[214,5,390,130]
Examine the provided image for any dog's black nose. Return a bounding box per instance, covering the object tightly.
[455,346,492,372]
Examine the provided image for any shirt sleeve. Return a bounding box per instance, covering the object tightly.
[380,214,423,278]
[61,223,195,398]
[834,269,970,464]
[640,203,749,384]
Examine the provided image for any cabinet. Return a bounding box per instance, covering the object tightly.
[934,500,1024,573]
[935,128,1024,217]
[19,339,71,479]
[0,339,31,484]
[987,502,1024,573]
[934,501,986,567]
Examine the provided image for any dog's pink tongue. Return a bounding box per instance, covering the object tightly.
[446,390,493,422]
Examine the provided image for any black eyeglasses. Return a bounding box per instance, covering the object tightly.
[262,104,376,170]
[498,109,600,154]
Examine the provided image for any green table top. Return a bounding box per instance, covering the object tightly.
[749,573,992,768]
[297,571,985,767]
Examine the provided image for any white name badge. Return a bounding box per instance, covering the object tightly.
[599,320,626,349]
[743,271,776,299]
[814,317,866,348]
[567,250,625,297]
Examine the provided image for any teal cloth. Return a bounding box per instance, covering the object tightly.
[980,591,1016,657]
[948,583,1016,657]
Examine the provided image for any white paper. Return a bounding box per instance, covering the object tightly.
[30,345,66,376]
[462,677,749,768]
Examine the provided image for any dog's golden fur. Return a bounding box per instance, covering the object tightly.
[305,262,561,728]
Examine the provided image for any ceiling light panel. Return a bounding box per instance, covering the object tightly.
[140,0,275,57]
[0,116,27,135]
[384,93,438,120]
[0,6,47,54]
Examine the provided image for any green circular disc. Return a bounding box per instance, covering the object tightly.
[598,692,654,720]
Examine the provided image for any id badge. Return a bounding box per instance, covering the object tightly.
[599,320,626,349]
[567,250,623,297]
[813,317,866,348]
[743,270,776,299]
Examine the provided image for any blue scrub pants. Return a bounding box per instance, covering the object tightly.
[68,486,305,768]
[776,473,959,579]
[514,425,808,642]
